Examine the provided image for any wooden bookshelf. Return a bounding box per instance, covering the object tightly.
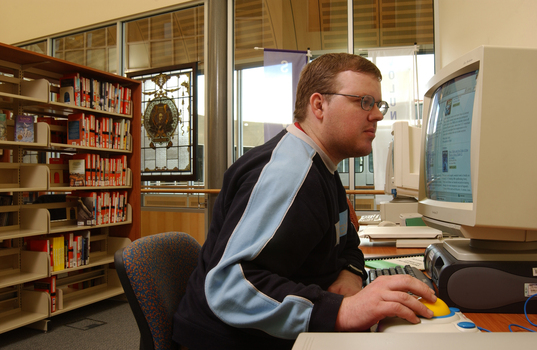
[0,41,141,334]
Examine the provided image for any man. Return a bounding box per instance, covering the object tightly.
[173,53,436,350]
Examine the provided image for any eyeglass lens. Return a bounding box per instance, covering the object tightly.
[362,95,388,116]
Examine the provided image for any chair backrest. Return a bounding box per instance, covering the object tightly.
[114,232,201,350]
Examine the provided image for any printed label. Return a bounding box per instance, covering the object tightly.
[524,283,537,297]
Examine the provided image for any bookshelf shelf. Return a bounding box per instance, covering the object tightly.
[0,291,49,334]
[0,41,141,335]
[28,101,133,119]
[0,207,48,240]
[49,141,132,153]
[0,250,49,289]
[0,122,49,149]
[51,270,123,317]
[48,204,133,234]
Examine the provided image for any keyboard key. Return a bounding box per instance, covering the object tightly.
[366,265,436,292]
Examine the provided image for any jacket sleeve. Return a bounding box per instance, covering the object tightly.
[204,133,345,340]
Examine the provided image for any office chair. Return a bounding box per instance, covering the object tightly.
[114,231,201,350]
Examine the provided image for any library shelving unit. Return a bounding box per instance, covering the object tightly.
[0,42,141,334]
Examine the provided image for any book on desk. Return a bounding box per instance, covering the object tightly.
[359,225,443,248]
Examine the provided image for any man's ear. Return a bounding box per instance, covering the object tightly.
[310,93,324,120]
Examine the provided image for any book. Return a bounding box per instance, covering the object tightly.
[59,86,75,105]
[14,115,34,142]
[34,276,56,294]
[77,230,90,265]
[59,73,81,106]
[72,153,92,187]
[52,236,65,272]
[0,195,13,227]
[69,158,86,186]
[0,113,6,141]
[27,238,53,273]
[67,113,85,146]
[74,191,97,226]
[75,235,83,266]
[64,232,75,268]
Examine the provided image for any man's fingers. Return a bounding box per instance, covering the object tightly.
[379,290,434,319]
[371,275,436,301]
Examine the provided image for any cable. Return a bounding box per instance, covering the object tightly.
[506,293,537,332]
[524,293,537,327]
[508,324,535,332]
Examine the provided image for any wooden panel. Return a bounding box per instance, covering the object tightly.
[234,0,274,63]
[354,0,380,49]
[380,0,433,47]
[141,210,206,245]
[319,0,348,51]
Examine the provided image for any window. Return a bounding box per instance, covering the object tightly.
[53,25,118,73]
[19,41,47,55]
[129,63,199,182]
[233,0,434,210]
[124,4,206,189]
[124,5,204,72]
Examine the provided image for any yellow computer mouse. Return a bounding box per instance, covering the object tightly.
[418,297,451,317]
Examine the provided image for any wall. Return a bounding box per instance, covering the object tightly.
[435,0,537,70]
[0,0,194,45]
[141,210,206,245]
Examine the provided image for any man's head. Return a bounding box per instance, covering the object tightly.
[294,53,382,122]
[293,53,385,165]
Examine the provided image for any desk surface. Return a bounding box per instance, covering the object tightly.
[292,332,536,350]
[359,243,535,332]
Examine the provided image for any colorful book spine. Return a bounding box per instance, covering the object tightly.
[0,113,7,141]
[14,115,34,143]
[52,236,65,272]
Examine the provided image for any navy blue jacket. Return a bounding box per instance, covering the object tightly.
[173,124,364,350]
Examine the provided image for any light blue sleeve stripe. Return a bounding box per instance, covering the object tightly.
[205,133,317,339]
[339,209,348,237]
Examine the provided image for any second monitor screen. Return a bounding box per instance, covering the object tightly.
[424,70,478,204]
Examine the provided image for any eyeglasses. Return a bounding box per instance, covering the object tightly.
[320,93,389,116]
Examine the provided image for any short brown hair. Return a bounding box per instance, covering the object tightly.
[293,53,382,122]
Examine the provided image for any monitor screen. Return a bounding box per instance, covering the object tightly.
[418,45,537,248]
[424,70,477,204]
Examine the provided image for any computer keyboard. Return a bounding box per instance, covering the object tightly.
[366,265,436,291]
[358,213,382,225]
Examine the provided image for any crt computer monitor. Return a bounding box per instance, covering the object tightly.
[385,120,421,200]
[393,121,421,199]
[417,45,537,253]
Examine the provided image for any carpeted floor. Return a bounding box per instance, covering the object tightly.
[0,296,139,350]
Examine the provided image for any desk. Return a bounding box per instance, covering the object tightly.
[359,243,536,332]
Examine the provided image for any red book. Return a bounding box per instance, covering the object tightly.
[88,114,96,148]
[75,235,83,266]
[96,193,103,225]
[122,87,131,115]
[67,113,85,146]
[62,232,75,268]
[28,238,53,273]
[34,276,56,294]
[111,155,127,186]
[51,294,57,313]
[48,158,63,165]
[122,190,128,222]
[103,192,110,224]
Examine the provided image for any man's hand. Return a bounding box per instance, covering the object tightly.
[334,274,436,331]
[328,269,363,297]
